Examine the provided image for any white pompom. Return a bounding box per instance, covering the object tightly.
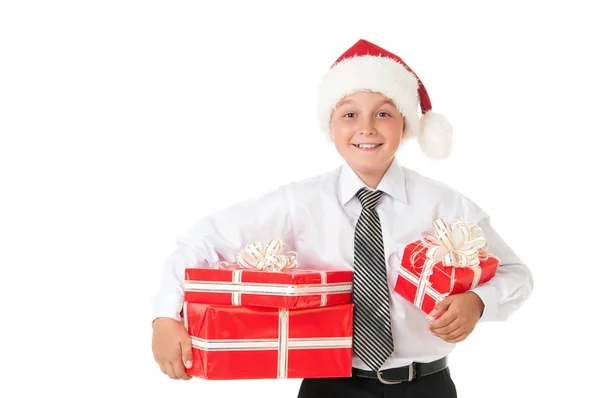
[418,112,453,159]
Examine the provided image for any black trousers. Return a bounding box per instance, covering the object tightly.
[297,368,457,398]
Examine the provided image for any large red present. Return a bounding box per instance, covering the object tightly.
[394,218,499,318]
[184,240,352,309]
[183,302,353,380]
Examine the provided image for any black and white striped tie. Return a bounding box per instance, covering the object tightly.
[352,188,394,371]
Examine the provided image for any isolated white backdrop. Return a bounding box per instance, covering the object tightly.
[1,1,599,397]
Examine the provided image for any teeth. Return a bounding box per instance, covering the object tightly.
[357,144,380,148]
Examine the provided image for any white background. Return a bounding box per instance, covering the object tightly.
[1,1,598,397]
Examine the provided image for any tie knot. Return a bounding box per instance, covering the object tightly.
[357,188,383,210]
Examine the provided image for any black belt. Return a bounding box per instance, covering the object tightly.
[352,357,448,384]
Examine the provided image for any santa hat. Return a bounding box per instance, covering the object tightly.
[317,39,453,159]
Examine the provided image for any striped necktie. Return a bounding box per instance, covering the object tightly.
[352,187,395,371]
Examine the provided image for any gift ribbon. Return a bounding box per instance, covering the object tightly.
[213,240,338,306]
[318,271,328,307]
[396,265,446,320]
[219,239,297,304]
[218,239,298,271]
[409,218,492,309]
[183,278,352,296]
[182,303,353,379]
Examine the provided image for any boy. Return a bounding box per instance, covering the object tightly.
[151,39,533,397]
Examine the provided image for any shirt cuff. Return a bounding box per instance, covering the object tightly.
[469,283,498,323]
[151,293,184,325]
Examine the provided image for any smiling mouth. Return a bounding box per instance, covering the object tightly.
[353,143,382,149]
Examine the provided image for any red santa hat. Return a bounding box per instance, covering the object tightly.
[317,39,453,159]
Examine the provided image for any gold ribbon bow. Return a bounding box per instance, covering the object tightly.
[219,239,298,271]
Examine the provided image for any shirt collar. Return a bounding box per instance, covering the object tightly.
[339,157,408,205]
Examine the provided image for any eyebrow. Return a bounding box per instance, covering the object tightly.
[337,98,396,108]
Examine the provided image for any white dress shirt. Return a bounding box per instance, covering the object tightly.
[151,157,533,370]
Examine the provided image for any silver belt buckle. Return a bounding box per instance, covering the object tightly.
[376,363,414,384]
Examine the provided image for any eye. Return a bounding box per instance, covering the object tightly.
[377,112,391,117]
[343,112,356,118]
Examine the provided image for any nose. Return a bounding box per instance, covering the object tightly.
[358,119,376,135]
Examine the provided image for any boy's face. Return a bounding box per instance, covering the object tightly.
[329,91,404,178]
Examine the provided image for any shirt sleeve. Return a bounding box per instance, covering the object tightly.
[459,199,534,323]
[150,186,294,323]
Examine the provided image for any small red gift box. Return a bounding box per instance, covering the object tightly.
[184,240,352,309]
[394,218,499,318]
[183,302,354,380]
[184,267,352,309]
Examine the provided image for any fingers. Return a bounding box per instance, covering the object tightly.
[429,316,460,335]
[155,346,192,380]
[433,324,463,341]
[172,360,192,380]
[152,318,194,381]
[428,310,456,330]
[431,317,474,343]
[166,363,177,379]
[429,297,453,319]
[158,361,167,376]
[181,337,193,370]
[445,331,469,343]
[428,292,483,343]
[163,360,192,380]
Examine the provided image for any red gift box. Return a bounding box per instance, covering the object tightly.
[184,267,352,309]
[394,218,499,318]
[183,302,353,380]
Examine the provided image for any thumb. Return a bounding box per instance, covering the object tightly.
[181,337,193,369]
[429,296,453,318]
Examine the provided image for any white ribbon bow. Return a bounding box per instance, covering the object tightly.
[416,218,490,272]
[407,218,493,309]
[219,239,297,271]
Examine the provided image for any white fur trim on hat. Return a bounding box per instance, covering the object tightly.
[317,55,420,139]
[316,53,453,159]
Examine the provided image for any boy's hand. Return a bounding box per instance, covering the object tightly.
[427,292,484,343]
[152,317,193,380]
